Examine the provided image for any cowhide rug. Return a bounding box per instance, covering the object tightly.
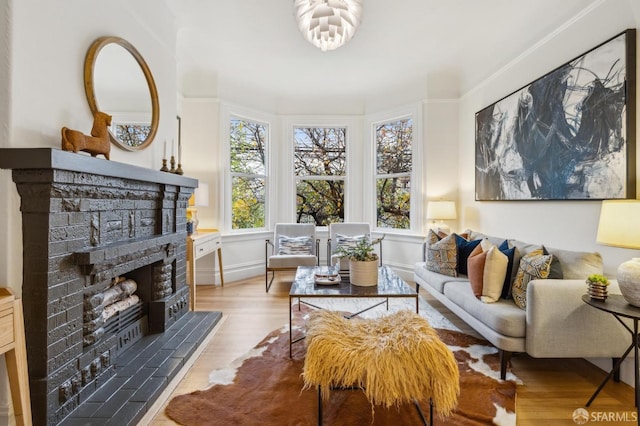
[166,300,517,425]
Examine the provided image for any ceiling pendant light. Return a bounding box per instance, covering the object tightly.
[294,0,363,52]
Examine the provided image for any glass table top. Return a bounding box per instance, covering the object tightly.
[289,265,416,297]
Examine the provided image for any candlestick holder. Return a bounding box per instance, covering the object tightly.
[175,163,184,175]
[170,156,176,173]
[160,158,169,172]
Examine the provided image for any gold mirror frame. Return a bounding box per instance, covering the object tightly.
[84,36,159,151]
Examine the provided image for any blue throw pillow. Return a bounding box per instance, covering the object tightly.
[455,234,481,275]
[498,240,516,299]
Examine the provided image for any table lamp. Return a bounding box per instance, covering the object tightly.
[596,200,640,306]
[188,182,209,234]
[426,200,456,234]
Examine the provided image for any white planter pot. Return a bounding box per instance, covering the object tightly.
[349,259,378,286]
[617,258,640,307]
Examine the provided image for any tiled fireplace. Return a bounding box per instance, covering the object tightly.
[0,148,220,425]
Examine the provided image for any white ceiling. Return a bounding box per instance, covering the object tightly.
[166,0,597,106]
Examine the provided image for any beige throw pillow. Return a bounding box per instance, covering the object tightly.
[467,239,508,303]
[480,245,508,303]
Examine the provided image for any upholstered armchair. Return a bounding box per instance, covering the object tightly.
[327,223,383,272]
[265,223,319,292]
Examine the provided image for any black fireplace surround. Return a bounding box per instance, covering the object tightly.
[0,148,220,425]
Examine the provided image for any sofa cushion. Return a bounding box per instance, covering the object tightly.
[467,230,505,247]
[508,239,542,256]
[268,254,318,268]
[443,281,526,338]
[425,230,457,277]
[544,246,603,279]
[512,249,552,310]
[455,234,481,275]
[415,262,468,293]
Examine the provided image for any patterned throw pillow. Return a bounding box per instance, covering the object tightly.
[335,233,366,251]
[425,229,457,277]
[512,249,552,310]
[278,235,313,255]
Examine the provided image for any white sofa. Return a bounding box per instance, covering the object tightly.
[413,230,630,379]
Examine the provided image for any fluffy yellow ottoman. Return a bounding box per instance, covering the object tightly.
[302,309,459,423]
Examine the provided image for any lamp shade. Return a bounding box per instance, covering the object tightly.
[596,200,640,249]
[189,183,209,208]
[426,201,457,221]
[294,0,363,52]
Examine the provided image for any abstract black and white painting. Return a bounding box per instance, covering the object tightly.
[475,29,636,201]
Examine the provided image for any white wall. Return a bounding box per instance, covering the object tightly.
[458,0,640,277]
[457,0,640,385]
[423,100,460,232]
[1,0,178,294]
[0,1,178,421]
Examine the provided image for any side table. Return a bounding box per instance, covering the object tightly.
[187,229,224,310]
[0,288,32,425]
[581,294,639,416]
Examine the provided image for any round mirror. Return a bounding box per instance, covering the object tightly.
[84,36,159,151]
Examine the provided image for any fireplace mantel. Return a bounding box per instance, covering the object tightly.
[0,148,197,187]
[0,148,209,425]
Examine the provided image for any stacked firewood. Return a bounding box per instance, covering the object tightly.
[83,277,138,346]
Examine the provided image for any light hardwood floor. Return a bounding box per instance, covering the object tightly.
[146,273,636,425]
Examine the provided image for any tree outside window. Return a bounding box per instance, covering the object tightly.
[376,118,412,229]
[294,127,346,225]
[230,118,267,229]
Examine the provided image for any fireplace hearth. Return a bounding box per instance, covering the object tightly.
[0,148,222,425]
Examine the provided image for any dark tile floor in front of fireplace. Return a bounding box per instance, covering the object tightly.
[60,311,222,426]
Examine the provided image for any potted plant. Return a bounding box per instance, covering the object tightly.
[335,235,384,286]
[586,273,610,301]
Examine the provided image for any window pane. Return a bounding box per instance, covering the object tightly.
[114,123,151,147]
[232,176,265,229]
[376,176,410,229]
[296,179,344,226]
[294,127,346,176]
[376,118,412,174]
[230,118,266,174]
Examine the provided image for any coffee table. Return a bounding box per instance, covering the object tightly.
[289,265,419,357]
